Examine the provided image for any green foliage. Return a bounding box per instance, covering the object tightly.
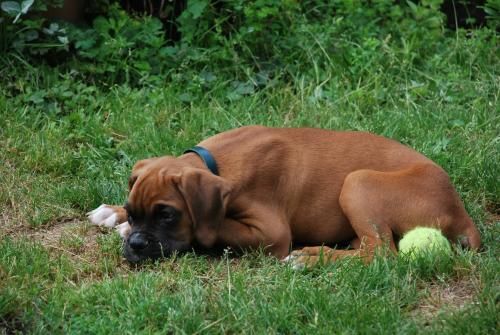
[0,0,455,86]
[484,0,500,29]
[1,1,497,88]
[67,4,169,85]
[0,0,68,54]
[0,1,498,81]
[1,0,34,23]
[174,0,446,77]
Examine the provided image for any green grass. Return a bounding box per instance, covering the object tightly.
[0,24,499,334]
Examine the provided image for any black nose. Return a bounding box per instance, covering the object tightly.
[128,232,149,250]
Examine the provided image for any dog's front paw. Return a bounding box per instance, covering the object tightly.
[87,204,120,228]
[115,222,131,240]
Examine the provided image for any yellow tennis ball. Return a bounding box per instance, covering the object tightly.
[398,227,452,259]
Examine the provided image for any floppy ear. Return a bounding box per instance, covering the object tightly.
[173,168,231,248]
[129,158,159,190]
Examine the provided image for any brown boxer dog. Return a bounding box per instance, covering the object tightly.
[87,126,481,267]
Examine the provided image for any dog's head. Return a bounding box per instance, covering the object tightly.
[123,157,230,263]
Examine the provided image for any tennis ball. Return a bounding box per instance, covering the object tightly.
[398,227,452,259]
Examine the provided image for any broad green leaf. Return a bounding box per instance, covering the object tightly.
[1,1,20,15]
[406,1,418,13]
[25,29,38,41]
[187,0,207,19]
[21,0,33,14]
[49,22,59,31]
[233,81,254,95]
[58,36,69,44]
[75,38,96,50]
[159,46,178,57]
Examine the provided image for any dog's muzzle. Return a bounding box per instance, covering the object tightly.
[128,232,150,250]
[123,231,167,263]
[123,231,192,263]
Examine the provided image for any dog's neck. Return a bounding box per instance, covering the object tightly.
[179,151,217,173]
[183,146,219,175]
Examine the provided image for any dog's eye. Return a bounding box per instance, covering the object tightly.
[161,210,175,222]
[127,215,134,224]
[158,205,178,224]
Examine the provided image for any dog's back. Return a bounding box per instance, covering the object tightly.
[200,126,440,246]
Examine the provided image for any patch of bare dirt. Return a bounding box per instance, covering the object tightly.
[410,277,480,322]
[1,214,107,266]
[0,207,27,234]
[30,220,100,259]
[1,206,135,281]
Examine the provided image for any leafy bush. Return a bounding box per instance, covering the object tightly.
[0,0,497,88]
[485,0,500,29]
[67,4,169,85]
[174,0,447,79]
[0,0,69,54]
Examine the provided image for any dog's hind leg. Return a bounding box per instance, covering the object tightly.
[285,163,481,269]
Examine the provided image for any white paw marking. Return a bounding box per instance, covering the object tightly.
[115,222,131,240]
[292,262,305,270]
[103,213,118,228]
[87,204,119,228]
[283,253,305,270]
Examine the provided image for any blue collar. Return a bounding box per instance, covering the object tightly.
[183,146,220,176]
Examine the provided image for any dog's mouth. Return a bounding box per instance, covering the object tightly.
[123,240,167,263]
[122,239,190,263]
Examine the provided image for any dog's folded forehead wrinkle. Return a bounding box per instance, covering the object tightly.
[129,173,178,213]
